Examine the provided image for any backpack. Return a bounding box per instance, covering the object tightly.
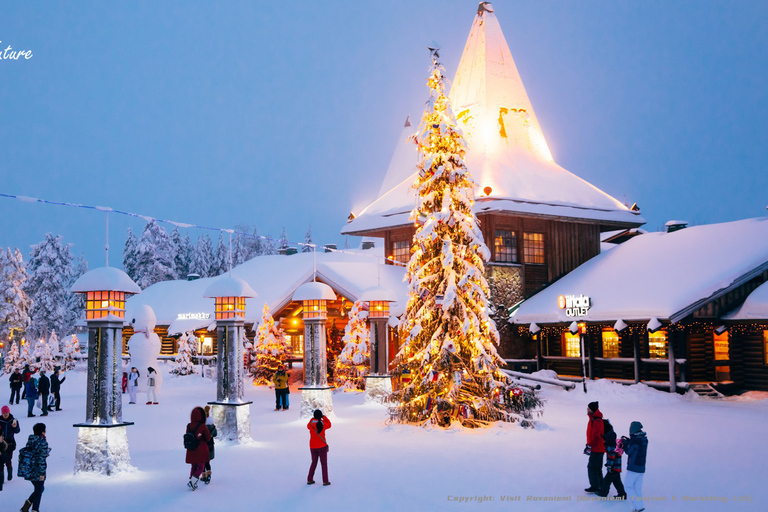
[183,424,201,450]
[17,446,32,479]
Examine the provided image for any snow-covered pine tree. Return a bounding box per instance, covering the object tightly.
[250,304,288,385]
[343,237,350,250]
[389,48,543,428]
[0,247,31,344]
[26,234,75,341]
[134,221,177,289]
[3,339,21,373]
[48,329,61,357]
[278,228,289,253]
[213,233,229,276]
[172,332,197,376]
[123,228,139,282]
[171,227,192,280]
[302,226,313,253]
[38,337,55,372]
[20,340,33,368]
[65,255,88,336]
[262,236,277,256]
[62,334,79,370]
[333,301,370,391]
[191,234,215,278]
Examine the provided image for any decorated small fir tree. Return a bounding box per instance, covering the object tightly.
[37,338,55,373]
[172,332,197,376]
[333,301,370,391]
[4,339,21,373]
[250,304,288,385]
[62,334,80,370]
[389,47,543,428]
[20,340,34,367]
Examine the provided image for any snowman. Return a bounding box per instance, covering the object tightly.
[127,305,163,394]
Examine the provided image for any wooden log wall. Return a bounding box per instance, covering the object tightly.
[730,325,768,391]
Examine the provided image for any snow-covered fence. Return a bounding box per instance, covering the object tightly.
[501,368,576,391]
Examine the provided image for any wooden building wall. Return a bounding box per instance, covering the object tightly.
[730,325,768,391]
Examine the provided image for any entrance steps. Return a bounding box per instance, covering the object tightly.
[689,383,725,399]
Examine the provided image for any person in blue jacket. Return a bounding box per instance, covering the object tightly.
[622,421,648,512]
[19,422,50,512]
[24,376,39,418]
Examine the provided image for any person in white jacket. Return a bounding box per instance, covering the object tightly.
[127,367,140,404]
[146,367,159,405]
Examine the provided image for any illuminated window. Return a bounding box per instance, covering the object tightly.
[764,331,768,365]
[648,330,667,359]
[523,233,545,264]
[494,230,518,263]
[286,334,304,356]
[214,297,245,320]
[714,331,729,361]
[85,291,126,320]
[393,241,410,265]
[602,329,620,358]
[563,332,581,358]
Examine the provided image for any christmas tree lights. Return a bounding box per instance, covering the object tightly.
[333,301,370,391]
[251,303,289,385]
[389,47,543,428]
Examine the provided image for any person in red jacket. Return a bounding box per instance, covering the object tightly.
[584,401,605,493]
[307,409,331,486]
[185,406,212,491]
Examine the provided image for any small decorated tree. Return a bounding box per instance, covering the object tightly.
[389,47,543,428]
[62,334,80,370]
[333,301,370,391]
[250,304,288,385]
[172,332,197,376]
[3,339,21,373]
[20,340,34,368]
[48,329,61,357]
[37,338,55,373]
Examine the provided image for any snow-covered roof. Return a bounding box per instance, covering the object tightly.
[360,285,398,302]
[293,281,336,301]
[725,281,768,321]
[203,276,257,298]
[126,251,408,327]
[71,266,141,294]
[511,218,768,325]
[342,2,643,236]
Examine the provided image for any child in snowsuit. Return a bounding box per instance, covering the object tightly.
[272,366,290,410]
[584,401,605,493]
[622,421,648,512]
[597,419,626,499]
[307,409,331,486]
[146,367,158,405]
[20,422,50,512]
[201,406,217,484]
[185,406,212,490]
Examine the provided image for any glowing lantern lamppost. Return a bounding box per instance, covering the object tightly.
[70,266,141,475]
[360,286,396,403]
[203,276,257,442]
[293,281,336,419]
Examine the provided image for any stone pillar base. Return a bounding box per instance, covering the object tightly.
[298,387,334,419]
[73,423,134,475]
[208,401,253,443]
[363,375,393,404]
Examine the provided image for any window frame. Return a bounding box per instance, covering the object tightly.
[523,232,546,265]
[493,228,518,263]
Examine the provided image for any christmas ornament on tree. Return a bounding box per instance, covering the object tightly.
[389,46,543,428]
[333,301,370,391]
[250,303,288,385]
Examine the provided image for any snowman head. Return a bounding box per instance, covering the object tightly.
[130,305,157,336]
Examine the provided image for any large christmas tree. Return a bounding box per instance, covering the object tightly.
[250,304,288,385]
[333,301,370,391]
[389,47,543,428]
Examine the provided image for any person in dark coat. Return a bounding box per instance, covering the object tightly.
[307,409,331,486]
[24,377,39,418]
[185,406,211,490]
[9,370,23,404]
[596,418,626,499]
[584,401,605,493]
[21,365,32,400]
[200,405,217,485]
[0,428,7,491]
[0,406,20,483]
[622,421,648,512]
[37,371,50,417]
[50,369,65,412]
[20,422,50,512]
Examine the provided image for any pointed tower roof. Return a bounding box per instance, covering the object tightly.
[342,2,643,237]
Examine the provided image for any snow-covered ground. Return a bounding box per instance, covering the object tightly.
[1,365,765,511]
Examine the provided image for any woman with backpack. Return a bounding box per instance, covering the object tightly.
[306,409,331,486]
[184,406,211,491]
[200,405,217,485]
[18,422,50,512]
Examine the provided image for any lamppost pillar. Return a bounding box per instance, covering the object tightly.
[360,286,396,403]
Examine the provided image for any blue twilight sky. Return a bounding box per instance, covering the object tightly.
[1,1,767,268]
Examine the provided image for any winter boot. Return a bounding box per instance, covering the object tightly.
[21,499,32,512]
[187,477,199,491]
[202,471,211,484]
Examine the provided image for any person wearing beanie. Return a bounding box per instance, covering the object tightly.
[622,421,648,512]
[0,405,20,484]
[584,401,605,493]
[146,367,159,405]
[596,418,626,500]
[307,409,331,486]
[184,407,212,491]
[272,365,290,411]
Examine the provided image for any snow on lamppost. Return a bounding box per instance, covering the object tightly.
[360,286,396,403]
[71,266,141,475]
[293,281,336,419]
[203,276,256,443]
